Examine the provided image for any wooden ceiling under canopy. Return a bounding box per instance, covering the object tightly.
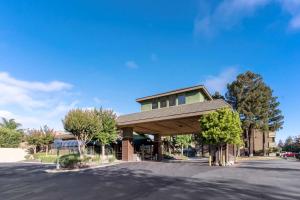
[117,99,230,136]
[130,116,201,136]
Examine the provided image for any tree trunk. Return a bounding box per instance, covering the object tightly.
[263,131,267,156]
[33,146,37,154]
[46,145,48,156]
[249,126,254,157]
[215,145,219,166]
[77,143,83,158]
[181,145,183,156]
[101,144,105,162]
[220,145,223,166]
[233,144,237,163]
[225,143,229,164]
[245,128,249,156]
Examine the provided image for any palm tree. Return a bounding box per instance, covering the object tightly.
[0,118,22,131]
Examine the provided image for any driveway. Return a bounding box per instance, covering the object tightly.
[0,159,299,200]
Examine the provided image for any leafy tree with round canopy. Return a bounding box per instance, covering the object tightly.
[26,130,43,154]
[0,127,22,148]
[200,108,243,165]
[93,108,118,160]
[174,135,192,156]
[26,126,55,155]
[63,109,101,157]
[39,126,55,155]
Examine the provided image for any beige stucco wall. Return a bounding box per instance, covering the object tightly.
[0,148,28,162]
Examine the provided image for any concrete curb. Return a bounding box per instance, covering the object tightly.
[44,162,123,173]
[21,161,55,165]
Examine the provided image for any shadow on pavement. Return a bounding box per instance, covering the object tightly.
[0,162,299,200]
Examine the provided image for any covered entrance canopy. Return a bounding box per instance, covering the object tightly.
[117,99,229,161]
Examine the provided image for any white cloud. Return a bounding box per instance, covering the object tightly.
[0,72,72,109]
[0,110,41,129]
[0,82,45,108]
[0,72,72,92]
[46,101,79,119]
[203,67,238,93]
[194,0,300,36]
[0,72,77,130]
[125,60,139,69]
[195,0,270,36]
[279,0,300,30]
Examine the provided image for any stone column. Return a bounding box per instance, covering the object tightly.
[122,127,134,161]
[154,134,162,161]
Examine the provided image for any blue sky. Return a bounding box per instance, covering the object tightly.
[0,0,299,141]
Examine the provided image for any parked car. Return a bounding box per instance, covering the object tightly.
[281,152,298,157]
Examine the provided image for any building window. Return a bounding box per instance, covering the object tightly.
[160,98,167,108]
[152,100,158,109]
[272,137,275,143]
[169,96,176,107]
[178,94,186,105]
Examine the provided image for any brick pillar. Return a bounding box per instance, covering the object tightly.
[154,134,162,161]
[122,127,133,161]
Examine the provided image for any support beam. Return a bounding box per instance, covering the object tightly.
[122,127,134,161]
[153,134,163,161]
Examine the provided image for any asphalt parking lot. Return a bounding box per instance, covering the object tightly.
[0,159,299,200]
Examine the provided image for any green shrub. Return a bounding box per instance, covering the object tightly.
[32,152,57,163]
[163,153,176,160]
[81,155,92,163]
[0,127,22,148]
[91,155,101,162]
[59,154,81,169]
[39,155,57,163]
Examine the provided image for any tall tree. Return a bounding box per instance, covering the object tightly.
[277,139,284,148]
[268,96,284,132]
[285,136,294,146]
[212,91,225,100]
[63,109,101,157]
[226,71,272,156]
[0,118,22,131]
[200,108,243,165]
[93,108,118,161]
[261,94,284,156]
